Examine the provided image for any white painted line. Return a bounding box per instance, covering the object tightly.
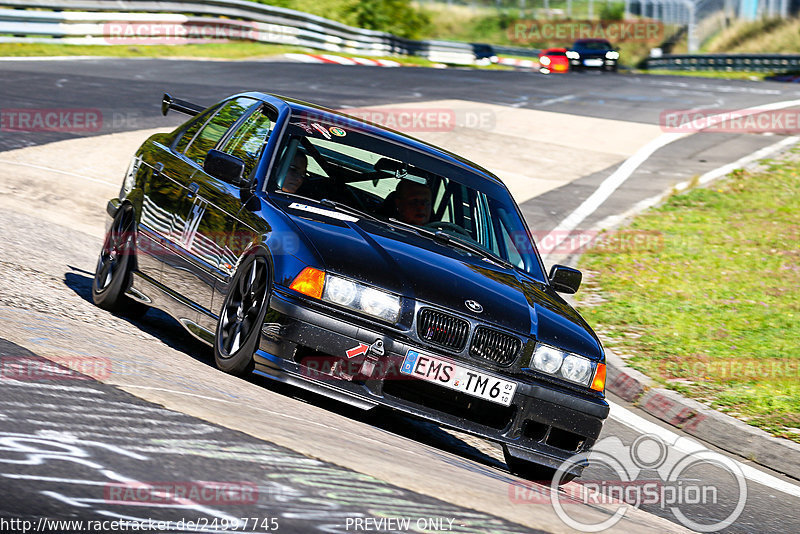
[539,95,575,107]
[0,159,118,187]
[589,135,800,233]
[608,401,800,499]
[541,99,800,259]
[696,135,799,186]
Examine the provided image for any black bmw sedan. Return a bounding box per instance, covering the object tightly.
[93,92,609,481]
[567,38,619,71]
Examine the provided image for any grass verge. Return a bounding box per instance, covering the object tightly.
[577,148,800,442]
[0,42,521,70]
[639,69,769,81]
[0,42,306,59]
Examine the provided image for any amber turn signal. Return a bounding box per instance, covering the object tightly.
[590,363,606,392]
[290,267,325,300]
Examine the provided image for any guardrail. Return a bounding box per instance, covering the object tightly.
[0,0,537,65]
[647,54,800,73]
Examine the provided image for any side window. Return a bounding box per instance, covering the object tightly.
[173,104,221,154]
[184,97,257,167]
[219,105,276,178]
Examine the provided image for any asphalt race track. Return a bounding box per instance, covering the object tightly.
[1,57,799,533]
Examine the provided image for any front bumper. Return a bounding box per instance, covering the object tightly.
[570,57,617,70]
[255,289,609,473]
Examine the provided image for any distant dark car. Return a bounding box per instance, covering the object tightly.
[568,39,619,71]
[472,43,499,64]
[93,91,609,482]
[538,48,570,74]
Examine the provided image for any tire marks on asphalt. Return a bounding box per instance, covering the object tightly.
[0,338,540,534]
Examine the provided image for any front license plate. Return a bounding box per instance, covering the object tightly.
[400,350,517,406]
[583,58,603,67]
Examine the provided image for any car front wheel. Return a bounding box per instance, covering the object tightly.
[214,252,271,376]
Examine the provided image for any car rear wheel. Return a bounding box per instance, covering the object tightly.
[504,449,576,485]
[92,205,147,317]
[214,252,270,376]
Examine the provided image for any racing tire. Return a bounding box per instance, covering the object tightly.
[214,251,271,376]
[92,205,148,317]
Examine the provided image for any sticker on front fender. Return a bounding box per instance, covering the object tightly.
[400,349,517,406]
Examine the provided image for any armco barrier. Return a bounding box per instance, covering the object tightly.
[0,0,537,65]
[647,53,800,73]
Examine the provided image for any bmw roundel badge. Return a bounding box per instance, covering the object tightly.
[465,300,483,313]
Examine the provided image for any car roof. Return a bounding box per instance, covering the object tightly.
[573,39,611,45]
[248,92,504,186]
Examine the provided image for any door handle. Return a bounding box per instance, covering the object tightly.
[187,182,199,199]
[153,162,164,174]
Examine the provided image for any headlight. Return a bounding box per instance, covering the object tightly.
[324,276,358,307]
[529,343,597,387]
[360,287,401,322]
[532,345,562,374]
[561,354,593,384]
[566,51,579,59]
[605,51,619,60]
[292,269,401,323]
[539,56,551,66]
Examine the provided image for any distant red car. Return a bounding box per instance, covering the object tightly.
[538,48,569,74]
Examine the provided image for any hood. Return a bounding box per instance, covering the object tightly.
[280,201,602,360]
[520,280,604,361]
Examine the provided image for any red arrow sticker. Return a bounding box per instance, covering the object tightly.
[346,343,369,359]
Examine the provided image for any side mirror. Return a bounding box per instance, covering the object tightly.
[204,149,247,187]
[548,264,582,294]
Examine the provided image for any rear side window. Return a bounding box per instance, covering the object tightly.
[173,104,221,154]
[184,97,257,167]
[219,105,277,179]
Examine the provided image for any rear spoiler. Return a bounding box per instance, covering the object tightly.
[161,93,205,117]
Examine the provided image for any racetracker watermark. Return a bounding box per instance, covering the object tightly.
[661,109,800,133]
[0,108,102,133]
[659,357,800,380]
[102,21,285,44]
[307,107,496,133]
[513,434,747,532]
[509,20,664,44]
[0,356,111,381]
[104,481,258,505]
[530,229,664,255]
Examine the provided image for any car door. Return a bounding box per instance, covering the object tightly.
[135,103,222,285]
[188,103,279,336]
[158,96,259,319]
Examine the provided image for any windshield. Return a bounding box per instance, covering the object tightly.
[574,40,612,50]
[267,111,546,280]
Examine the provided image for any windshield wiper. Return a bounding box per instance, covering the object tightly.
[274,190,316,202]
[318,198,386,225]
[388,218,513,269]
[275,192,384,225]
